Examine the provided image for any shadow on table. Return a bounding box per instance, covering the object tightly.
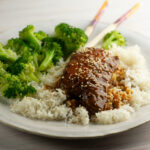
[0,121,150,150]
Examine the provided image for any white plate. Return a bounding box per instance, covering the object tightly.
[0,20,150,139]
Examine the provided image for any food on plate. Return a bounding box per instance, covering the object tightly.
[0,43,17,62]
[0,61,36,98]
[0,23,87,98]
[102,30,126,49]
[38,39,63,71]
[59,48,132,114]
[55,23,88,57]
[0,23,150,125]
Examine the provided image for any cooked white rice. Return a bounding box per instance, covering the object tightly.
[11,45,150,125]
[40,58,67,87]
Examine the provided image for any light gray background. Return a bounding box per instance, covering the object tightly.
[0,0,150,149]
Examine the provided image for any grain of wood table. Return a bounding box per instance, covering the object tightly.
[0,0,150,149]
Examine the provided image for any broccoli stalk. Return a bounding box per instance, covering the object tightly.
[39,41,62,71]
[32,52,39,69]
[0,43,17,62]
[19,25,41,50]
[102,30,126,49]
[55,23,88,57]
[39,50,54,71]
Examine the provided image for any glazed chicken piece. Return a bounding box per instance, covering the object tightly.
[59,48,132,114]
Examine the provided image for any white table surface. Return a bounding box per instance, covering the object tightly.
[0,0,150,149]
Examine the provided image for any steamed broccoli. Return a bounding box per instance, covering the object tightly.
[0,43,17,62]
[19,25,41,50]
[102,30,126,49]
[0,23,89,99]
[0,61,36,98]
[55,23,88,57]
[42,37,65,50]
[3,75,36,99]
[0,61,8,86]
[39,39,63,71]
[35,31,49,41]
[7,51,39,82]
[4,38,30,55]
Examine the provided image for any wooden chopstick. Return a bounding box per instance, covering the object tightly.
[86,3,140,47]
[85,0,109,37]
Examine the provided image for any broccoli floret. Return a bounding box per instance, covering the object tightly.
[35,31,49,41]
[0,43,17,62]
[39,40,63,71]
[7,51,39,82]
[55,23,88,57]
[0,61,36,98]
[3,75,36,98]
[102,30,126,49]
[0,61,8,86]
[19,25,41,50]
[19,63,39,82]
[42,37,65,49]
[4,38,30,55]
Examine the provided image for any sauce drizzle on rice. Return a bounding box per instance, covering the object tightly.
[59,48,132,114]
